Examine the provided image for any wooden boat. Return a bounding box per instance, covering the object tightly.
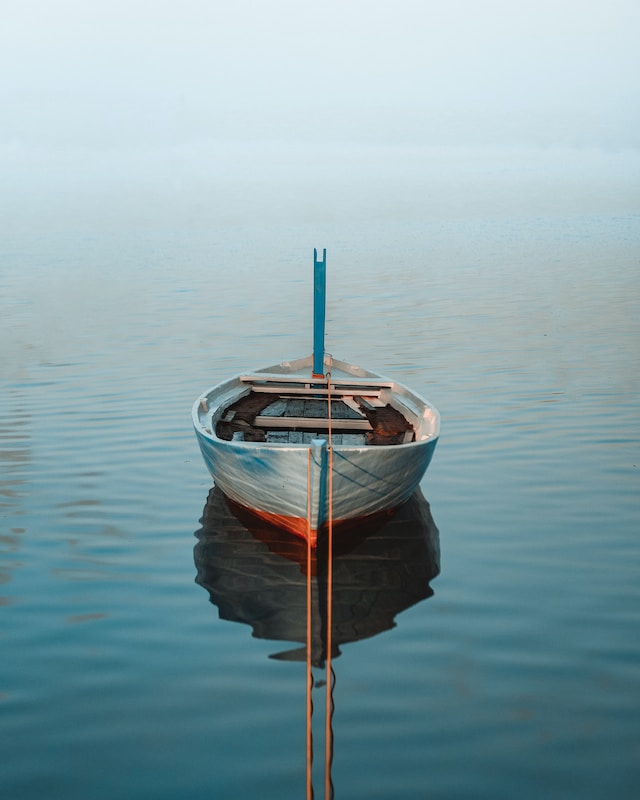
[192,249,440,545]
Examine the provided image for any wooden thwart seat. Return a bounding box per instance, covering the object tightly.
[254,415,372,431]
[238,374,392,399]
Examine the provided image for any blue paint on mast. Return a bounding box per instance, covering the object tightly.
[313,248,327,378]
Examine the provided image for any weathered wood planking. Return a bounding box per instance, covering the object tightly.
[239,374,393,400]
[255,415,372,430]
[240,374,394,388]
[259,396,365,420]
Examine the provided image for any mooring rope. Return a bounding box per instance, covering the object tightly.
[306,448,314,800]
[324,368,335,800]
[306,358,336,799]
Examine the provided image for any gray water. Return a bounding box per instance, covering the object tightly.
[1,143,639,799]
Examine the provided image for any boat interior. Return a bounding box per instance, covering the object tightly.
[214,375,415,446]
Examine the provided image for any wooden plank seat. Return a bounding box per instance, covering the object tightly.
[254,415,373,431]
[239,374,394,388]
[238,374,393,398]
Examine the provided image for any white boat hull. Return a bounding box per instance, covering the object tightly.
[192,356,439,544]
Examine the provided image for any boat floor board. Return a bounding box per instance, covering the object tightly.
[215,390,415,446]
[265,431,367,445]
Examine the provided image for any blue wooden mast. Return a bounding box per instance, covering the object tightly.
[312,248,327,378]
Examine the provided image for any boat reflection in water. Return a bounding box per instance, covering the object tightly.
[194,485,440,663]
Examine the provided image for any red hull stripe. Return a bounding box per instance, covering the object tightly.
[231,502,402,548]
[244,507,319,545]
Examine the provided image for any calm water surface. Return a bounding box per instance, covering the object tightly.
[1,145,639,799]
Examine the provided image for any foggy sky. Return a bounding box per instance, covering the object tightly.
[2,0,639,151]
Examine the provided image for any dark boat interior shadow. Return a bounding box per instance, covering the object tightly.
[194,486,440,663]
